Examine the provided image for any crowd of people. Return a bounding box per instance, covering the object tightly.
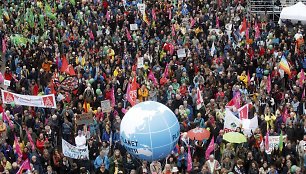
[0,0,305,173]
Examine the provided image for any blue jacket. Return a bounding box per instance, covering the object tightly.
[94,155,110,169]
[177,152,188,167]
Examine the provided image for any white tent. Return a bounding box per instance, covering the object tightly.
[280,2,306,24]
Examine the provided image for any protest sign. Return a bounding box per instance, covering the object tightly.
[130,24,138,30]
[265,135,286,154]
[137,4,146,14]
[1,90,56,108]
[101,100,111,113]
[137,57,144,68]
[177,49,186,58]
[75,112,94,125]
[3,80,10,87]
[62,139,89,160]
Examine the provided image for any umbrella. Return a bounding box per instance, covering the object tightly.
[223,132,247,143]
[187,127,210,141]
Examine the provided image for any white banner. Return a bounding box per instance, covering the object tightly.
[265,135,286,154]
[62,139,89,160]
[177,49,186,58]
[224,109,241,132]
[1,90,56,108]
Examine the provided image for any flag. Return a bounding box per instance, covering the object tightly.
[171,24,176,37]
[45,3,56,20]
[106,10,110,22]
[187,146,192,171]
[127,77,138,106]
[27,8,35,28]
[83,101,90,113]
[279,56,291,76]
[110,87,115,107]
[302,88,305,99]
[299,69,305,87]
[126,28,132,41]
[267,75,271,94]
[224,109,242,132]
[205,136,215,159]
[226,93,240,109]
[196,87,204,110]
[245,27,249,40]
[89,30,94,40]
[216,16,219,28]
[247,70,250,87]
[265,131,269,151]
[282,107,289,123]
[172,144,180,156]
[70,0,76,6]
[16,159,31,174]
[143,13,150,26]
[26,129,35,150]
[148,70,158,86]
[255,21,260,39]
[210,42,215,56]
[2,111,13,129]
[14,135,22,157]
[240,17,247,33]
[190,17,196,28]
[152,9,156,21]
[2,38,6,54]
[168,8,172,20]
[238,103,250,120]
[279,132,283,152]
[60,56,76,76]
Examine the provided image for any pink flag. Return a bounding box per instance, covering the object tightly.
[205,136,215,159]
[255,21,260,39]
[89,30,94,40]
[14,135,22,157]
[2,111,13,129]
[169,44,174,55]
[190,18,196,28]
[267,75,271,94]
[196,87,204,110]
[216,16,219,28]
[152,9,156,21]
[16,159,31,174]
[26,129,35,151]
[148,70,158,86]
[121,108,127,114]
[126,28,132,41]
[111,87,115,107]
[163,63,169,78]
[245,28,249,40]
[171,24,176,37]
[300,69,305,87]
[302,88,305,99]
[168,8,172,20]
[247,70,250,87]
[2,38,7,54]
[187,146,192,171]
[282,107,289,123]
[106,11,110,22]
[265,132,269,151]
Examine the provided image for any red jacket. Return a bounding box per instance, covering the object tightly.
[36,139,45,153]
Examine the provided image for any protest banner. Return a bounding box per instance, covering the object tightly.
[75,112,94,125]
[101,100,111,113]
[62,139,89,160]
[130,24,138,30]
[177,49,186,58]
[1,90,56,108]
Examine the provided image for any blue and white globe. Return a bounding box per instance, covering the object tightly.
[120,101,180,162]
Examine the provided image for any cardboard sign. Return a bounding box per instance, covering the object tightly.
[130,24,138,31]
[75,112,94,125]
[177,49,186,58]
[137,3,146,14]
[101,100,111,113]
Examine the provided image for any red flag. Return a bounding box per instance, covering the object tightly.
[265,132,269,151]
[216,16,220,28]
[163,63,169,78]
[14,135,22,157]
[110,87,115,107]
[282,107,289,123]
[196,87,204,110]
[245,27,249,40]
[126,27,132,41]
[205,136,215,159]
[152,9,156,21]
[127,77,138,106]
[2,111,13,129]
[171,24,176,37]
[60,55,69,73]
[226,93,240,109]
[16,159,31,174]
[148,70,158,86]
[187,146,192,171]
[190,17,196,28]
[255,21,260,39]
[26,129,35,151]
[238,103,250,120]
[240,17,247,33]
[300,69,305,87]
[89,30,94,40]
[267,75,271,94]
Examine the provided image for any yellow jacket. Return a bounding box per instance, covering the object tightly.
[138,88,149,102]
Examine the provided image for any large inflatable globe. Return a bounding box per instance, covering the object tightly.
[120,101,180,161]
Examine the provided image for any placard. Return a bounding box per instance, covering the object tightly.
[101,100,111,113]
[75,112,94,125]
[137,57,144,68]
[265,135,287,154]
[62,139,89,160]
[137,3,146,14]
[3,80,10,87]
[177,49,186,58]
[130,24,138,31]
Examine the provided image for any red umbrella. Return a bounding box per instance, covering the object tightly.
[187,128,210,141]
